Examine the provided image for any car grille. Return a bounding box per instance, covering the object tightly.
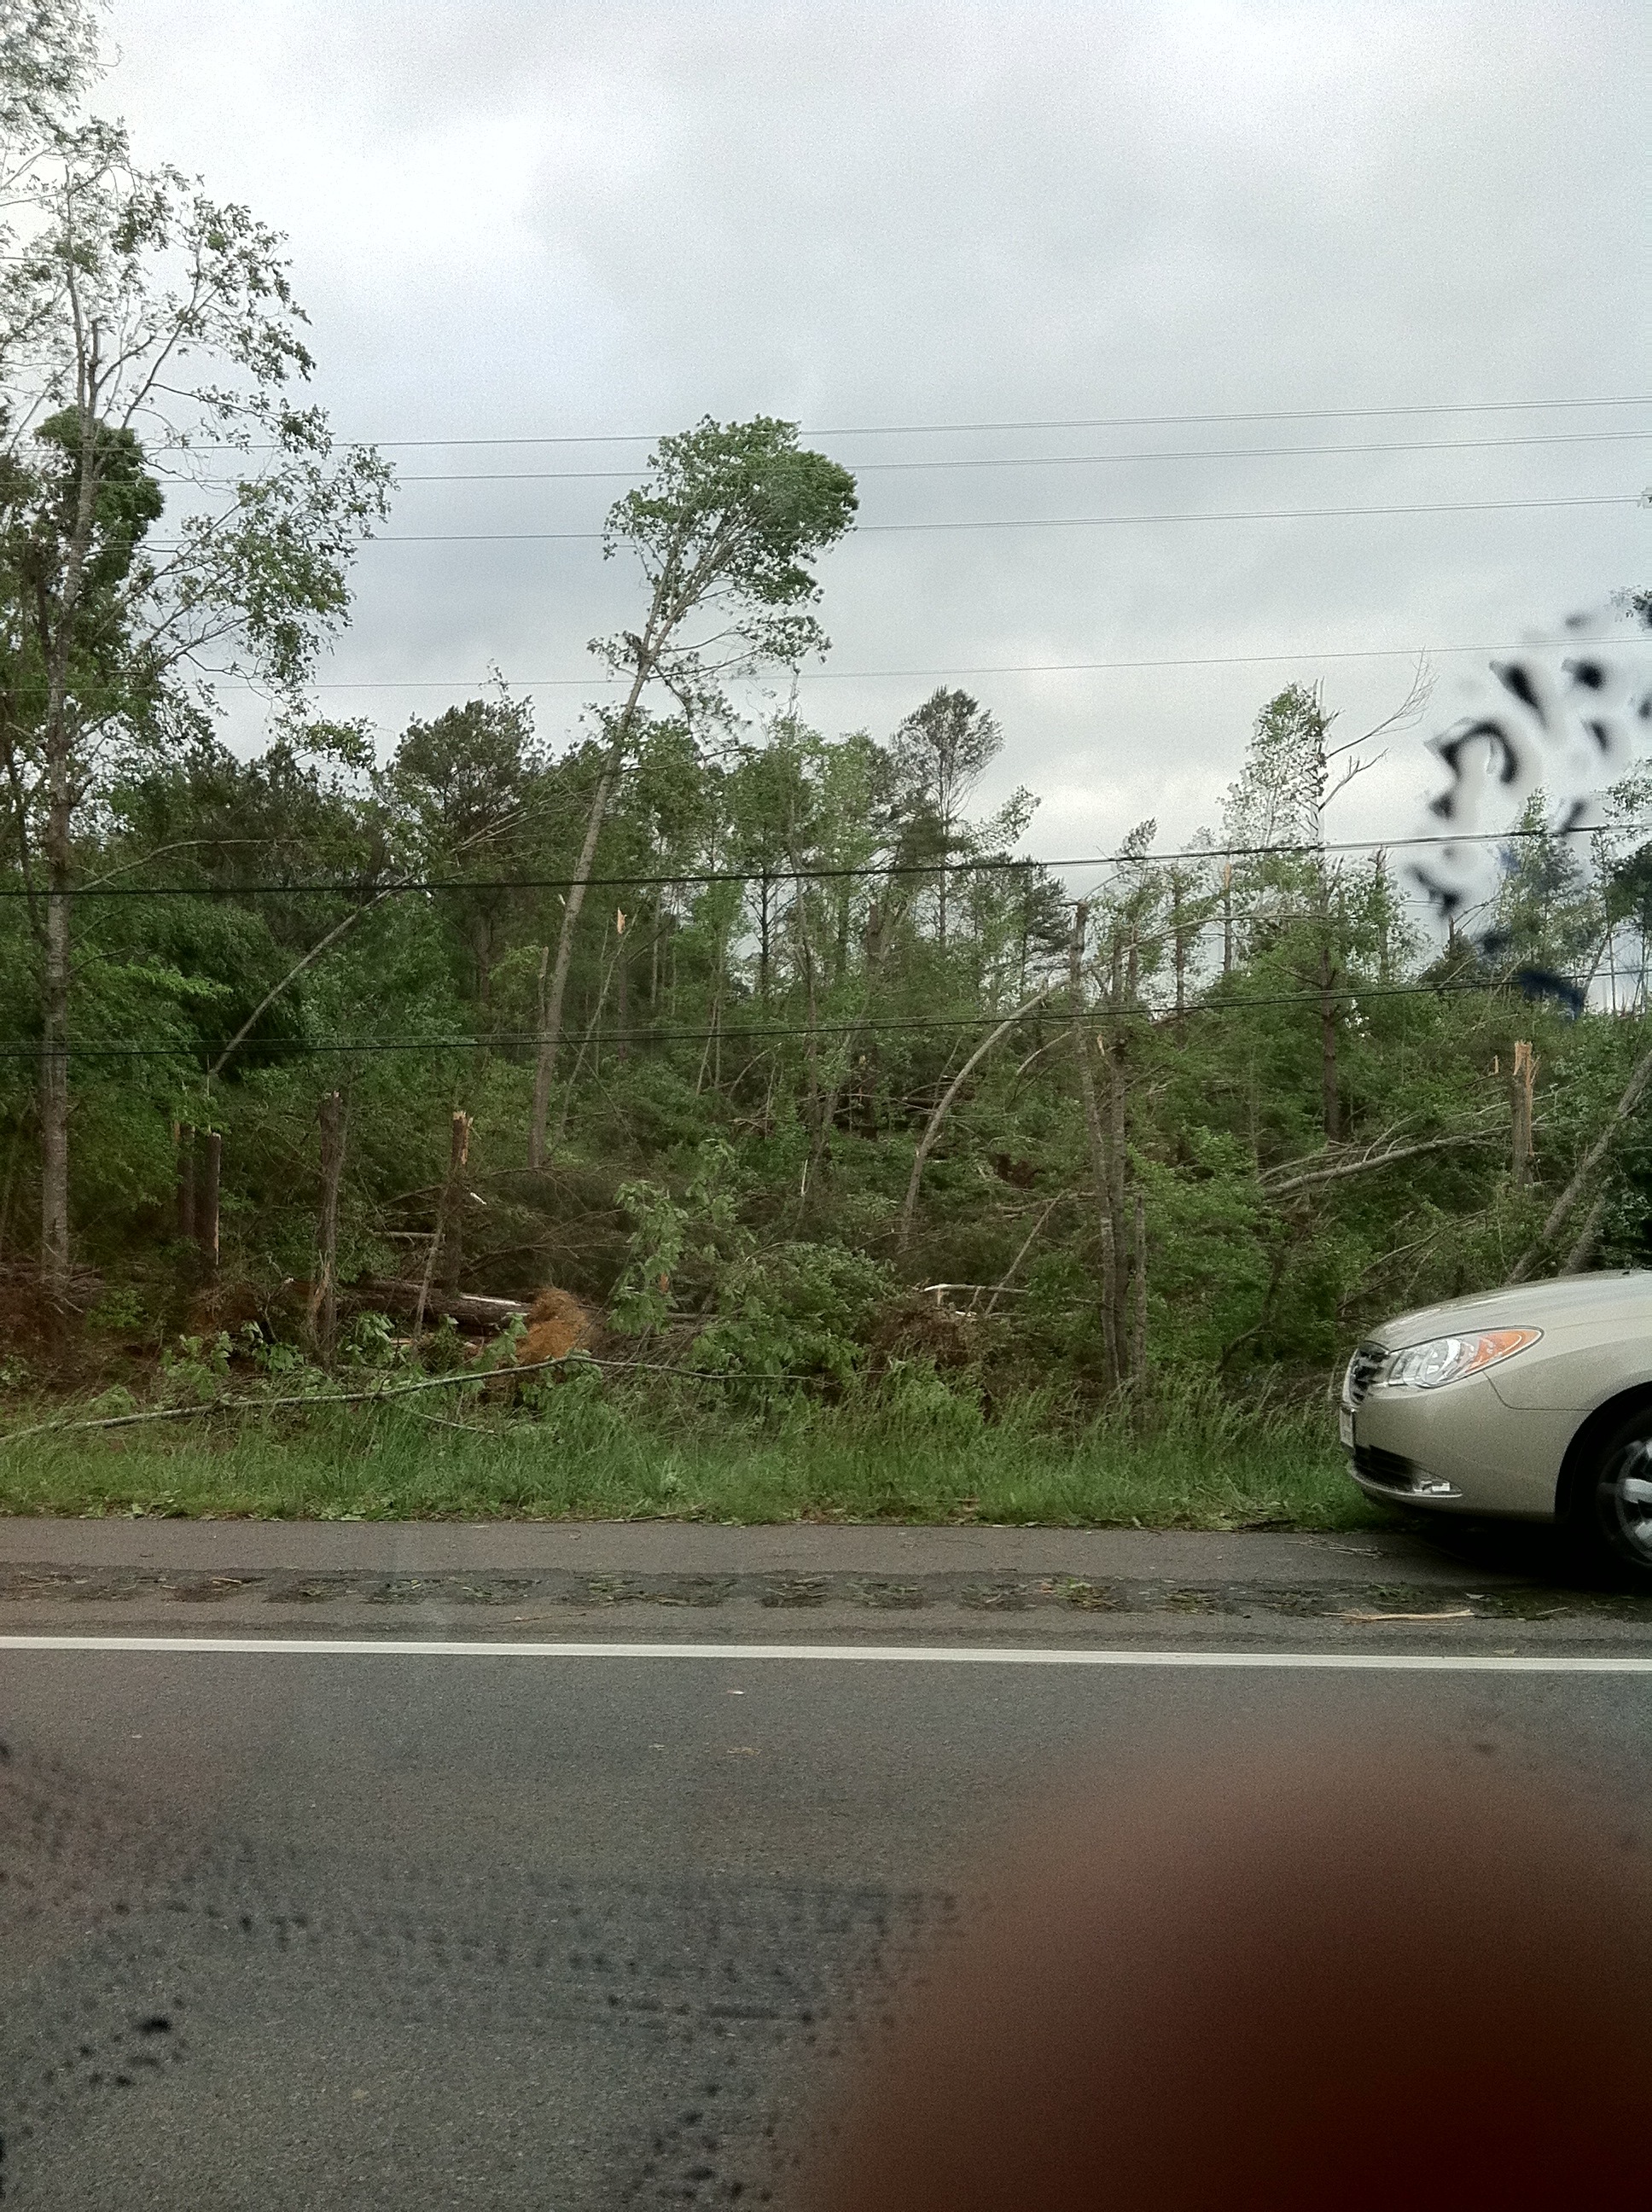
[1352,1444,1416,1493]
[1343,1342,1387,1407]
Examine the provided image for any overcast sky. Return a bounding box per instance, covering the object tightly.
[104,0,1649,865]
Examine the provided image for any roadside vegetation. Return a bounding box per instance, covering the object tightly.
[1,2,1649,1527]
[1,1368,1370,1531]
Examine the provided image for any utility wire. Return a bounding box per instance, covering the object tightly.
[246,635,1652,693]
[388,428,1652,483]
[357,494,1639,545]
[260,395,1652,450]
[12,819,1648,902]
[1,981,1581,1061]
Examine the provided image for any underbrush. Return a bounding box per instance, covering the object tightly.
[0,1364,1378,1531]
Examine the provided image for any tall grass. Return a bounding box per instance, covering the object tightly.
[0,1368,1378,1529]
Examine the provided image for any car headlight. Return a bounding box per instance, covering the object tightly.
[1378,1328,1541,1390]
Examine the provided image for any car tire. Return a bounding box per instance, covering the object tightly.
[1574,1407,1652,1583]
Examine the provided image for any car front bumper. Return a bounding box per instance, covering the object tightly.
[1341,1370,1575,1521]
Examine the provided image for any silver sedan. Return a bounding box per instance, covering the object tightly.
[1341,1270,1652,1578]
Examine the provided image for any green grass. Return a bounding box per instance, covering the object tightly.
[0,1372,1382,1531]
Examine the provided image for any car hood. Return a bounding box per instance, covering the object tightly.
[1369,1269,1652,1350]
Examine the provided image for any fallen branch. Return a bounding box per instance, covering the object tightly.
[897,982,1057,1250]
[1263,1130,1498,1197]
[984,1189,1079,1316]
[1560,1190,1611,1276]
[207,892,390,1085]
[1509,1034,1652,1282]
[0,1348,806,1447]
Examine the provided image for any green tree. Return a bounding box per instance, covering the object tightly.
[386,696,540,1008]
[0,55,389,1286]
[527,416,857,1167]
[887,686,1005,950]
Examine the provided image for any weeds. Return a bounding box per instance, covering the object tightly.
[0,1364,1376,1530]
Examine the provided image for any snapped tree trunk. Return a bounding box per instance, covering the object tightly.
[310,1090,345,1364]
[414,1110,472,1343]
[1510,1040,1536,1185]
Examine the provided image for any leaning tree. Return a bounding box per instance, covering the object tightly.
[527,416,857,1167]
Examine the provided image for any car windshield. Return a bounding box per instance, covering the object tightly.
[3,0,1649,2201]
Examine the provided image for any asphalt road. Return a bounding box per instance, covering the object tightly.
[4,1520,1652,2208]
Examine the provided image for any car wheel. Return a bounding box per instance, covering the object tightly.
[1581,1411,1652,1581]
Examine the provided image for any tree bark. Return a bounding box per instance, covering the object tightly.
[440,1113,468,1293]
[1129,1184,1148,1388]
[1221,863,1233,975]
[35,378,102,1295]
[38,870,71,1291]
[614,911,630,1060]
[1510,1040,1536,1185]
[1068,903,1120,1391]
[1318,940,1340,1142]
[414,1110,472,1342]
[174,1121,195,1278]
[198,1130,221,1282]
[529,665,649,1169]
[310,1090,345,1364]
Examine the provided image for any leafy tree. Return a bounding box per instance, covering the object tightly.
[528,416,857,1167]
[887,686,1004,948]
[0,35,389,1285]
[385,696,540,1007]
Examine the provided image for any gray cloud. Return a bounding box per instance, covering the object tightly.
[108,0,1649,857]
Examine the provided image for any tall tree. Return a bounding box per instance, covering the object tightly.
[386,696,539,1008]
[0,54,389,1289]
[527,416,856,1168]
[887,686,1002,950]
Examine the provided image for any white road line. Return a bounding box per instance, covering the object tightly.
[1,1636,1651,1672]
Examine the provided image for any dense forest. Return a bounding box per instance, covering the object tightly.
[2,0,1650,1517]
[6,650,1652,1413]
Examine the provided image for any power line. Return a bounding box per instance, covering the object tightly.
[358,495,1639,545]
[389,428,1652,484]
[15,820,1642,902]
[275,637,1652,694]
[2,979,1550,1061]
[298,396,1652,451]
